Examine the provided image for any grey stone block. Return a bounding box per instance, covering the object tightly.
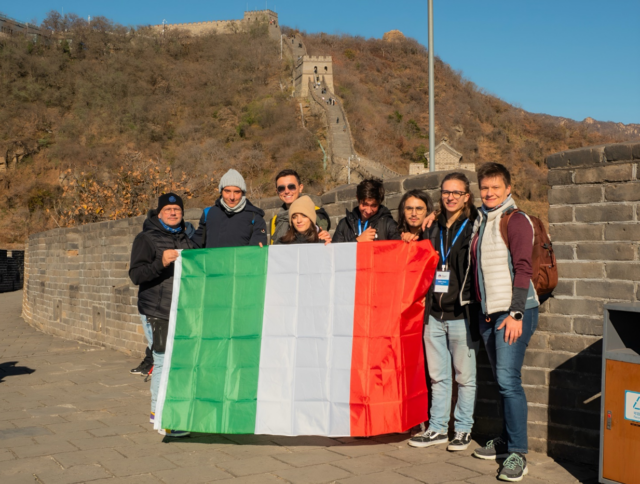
[554,279,574,297]
[546,152,567,169]
[538,314,572,333]
[384,193,403,212]
[576,242,635,261]
[183,207,203,220]
[550,224,603,242]
[323,201,351,217]
[604,143,633,162]
[548,169,573,186]
[575,280,635,299]
[549,334,601,353]
[548,186,602,205]
[382,176,405,194]
[334,184,357,201]
[605,223,640,241]
[564,146,605,167]
[547,297,603,317]
[403,172,447,191]
[254,196,282,211]
[573,317,603,336]
[554,244,575,260]
[574,164,634,184]
[548,206,573,224]
[574,204,633,223]
[605,262,640,281]
[605,182,640,202]
[558,261,604,279]
[634,143,640,159]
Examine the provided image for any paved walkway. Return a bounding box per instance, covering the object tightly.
[1,290,596,484]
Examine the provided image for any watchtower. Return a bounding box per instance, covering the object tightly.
[295,56,334,97]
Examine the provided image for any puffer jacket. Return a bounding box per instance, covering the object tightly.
[191,198,268,248]
[332,205,400,242]
[129,210,196,320]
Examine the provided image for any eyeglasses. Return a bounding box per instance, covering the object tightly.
[162,208,182,214]
[404,206,426,214]
[277,184,298,193]
[441,190,467,199]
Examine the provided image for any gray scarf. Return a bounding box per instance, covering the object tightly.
[221,196,247,214]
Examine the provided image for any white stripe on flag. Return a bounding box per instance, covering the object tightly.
[154,249,183,431]
[255,243,358,436]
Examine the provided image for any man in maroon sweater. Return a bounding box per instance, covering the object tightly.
[469,162,539,483]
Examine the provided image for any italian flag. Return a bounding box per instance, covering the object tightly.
[155,241,438,437]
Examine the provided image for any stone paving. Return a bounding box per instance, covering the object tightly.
[1,290,597,484]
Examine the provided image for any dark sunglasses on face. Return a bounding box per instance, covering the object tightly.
[277,184,298,193]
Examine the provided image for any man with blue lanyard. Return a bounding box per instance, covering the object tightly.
[332,179,400,243]
[409,172,480,452]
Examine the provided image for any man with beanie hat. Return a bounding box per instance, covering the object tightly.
[129,192,195,438]
[192,169,268,248]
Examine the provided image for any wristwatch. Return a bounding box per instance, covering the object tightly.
[509,311,523,321]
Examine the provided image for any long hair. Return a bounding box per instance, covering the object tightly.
[396,189,434,233]
[440,172,474,218]
[280,221,319,244]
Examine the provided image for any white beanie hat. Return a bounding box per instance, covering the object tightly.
[219,169,247,193]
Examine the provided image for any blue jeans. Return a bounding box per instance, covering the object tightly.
[479,307,539,454]
[151,350,164,414]
[424,315,479,434]
[139,314,153,349]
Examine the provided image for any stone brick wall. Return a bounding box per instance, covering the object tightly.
[515,142,638,462]
[0,249,24,293]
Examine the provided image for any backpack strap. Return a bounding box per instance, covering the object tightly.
[270,214,277,245]
[204,206,211,222]
[499,207,522,251]
[202,206,212,247]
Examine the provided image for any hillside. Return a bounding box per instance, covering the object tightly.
[303,32,639,219]
[1,13,638,247]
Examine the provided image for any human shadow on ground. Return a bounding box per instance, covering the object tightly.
[162,432,411,447]
[0,361,35,383]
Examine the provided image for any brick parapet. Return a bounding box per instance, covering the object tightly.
[535,141,640,462]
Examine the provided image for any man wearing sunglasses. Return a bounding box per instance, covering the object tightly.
[270,169,331,245]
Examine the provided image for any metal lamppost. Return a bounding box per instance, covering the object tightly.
[428,0,435,172]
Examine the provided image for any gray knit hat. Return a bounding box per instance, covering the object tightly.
[219,169,247,193]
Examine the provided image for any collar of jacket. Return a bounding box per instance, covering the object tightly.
[345,204,391,227]
[144,209,186,234]
[214,197,265,216]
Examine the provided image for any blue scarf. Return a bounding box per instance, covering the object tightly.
[159,219,183,234]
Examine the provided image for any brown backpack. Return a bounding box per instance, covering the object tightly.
[499,208,558,297]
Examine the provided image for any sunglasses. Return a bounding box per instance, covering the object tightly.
[277,184,298,193]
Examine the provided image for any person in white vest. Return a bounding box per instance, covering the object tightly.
[469,162,539,482]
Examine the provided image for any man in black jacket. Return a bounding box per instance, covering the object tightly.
[333,178,400,242]
[192,169,268,248]
[129,193,194,438]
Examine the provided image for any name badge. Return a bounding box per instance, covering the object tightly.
[434,271,450,293]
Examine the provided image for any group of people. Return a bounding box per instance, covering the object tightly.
[129,162,539,482]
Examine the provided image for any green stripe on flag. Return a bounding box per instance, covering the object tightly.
[161,246,269,434]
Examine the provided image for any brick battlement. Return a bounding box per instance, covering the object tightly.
[304,55,332,61]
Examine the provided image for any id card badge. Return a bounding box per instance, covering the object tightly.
[434,271,450,293]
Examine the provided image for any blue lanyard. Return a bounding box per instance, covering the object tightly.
[358,219,369,236]
[439,219,468,270]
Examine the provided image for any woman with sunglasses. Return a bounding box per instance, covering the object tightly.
[274,196,330,245]
[409,172,480,452]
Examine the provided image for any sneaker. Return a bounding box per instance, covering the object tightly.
[142,364,153,377]
[150,412,155,424]
[473,437,509,460]
[448,431,471,451]
[158,429,190,438]
[130,361,152,375]
[499,452,528,482]
[407,430,448,448]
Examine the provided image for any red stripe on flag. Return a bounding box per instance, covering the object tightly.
[349,240,438,436]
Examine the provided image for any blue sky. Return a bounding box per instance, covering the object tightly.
[4,0,639,124]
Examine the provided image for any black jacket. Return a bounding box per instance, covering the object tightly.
[191,198,268,248]
[332,205,400,243]
[129,210,196,320]
[424,205,480,340]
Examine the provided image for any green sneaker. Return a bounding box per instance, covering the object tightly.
[499,452,528,482]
